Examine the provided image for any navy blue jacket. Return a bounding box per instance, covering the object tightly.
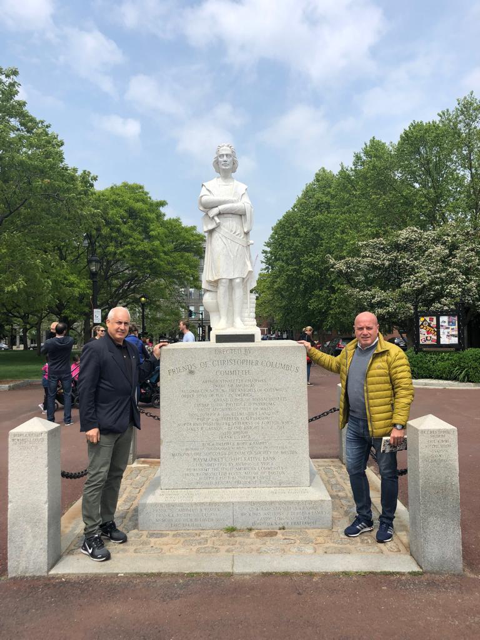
[41,336,74,375]
[78,333,156,434]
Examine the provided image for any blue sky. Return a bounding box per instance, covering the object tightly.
[1,0,480,264]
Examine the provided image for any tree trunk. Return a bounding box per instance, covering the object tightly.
[36,319,42,356]
[22,325,29,350]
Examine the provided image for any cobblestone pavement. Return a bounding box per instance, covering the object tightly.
[64,459,410,559]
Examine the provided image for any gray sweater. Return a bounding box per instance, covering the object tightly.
[346,341,377,420]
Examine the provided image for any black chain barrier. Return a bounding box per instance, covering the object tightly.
[61,468,88,479]
[139,407,160,421]
[308,407,340,422]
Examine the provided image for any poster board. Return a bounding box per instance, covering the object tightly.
[415,309,462,350]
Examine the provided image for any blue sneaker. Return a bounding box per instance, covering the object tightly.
[376,522,394,543]
[344,516,374,537]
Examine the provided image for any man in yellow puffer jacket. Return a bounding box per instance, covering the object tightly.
[299,312,414,543]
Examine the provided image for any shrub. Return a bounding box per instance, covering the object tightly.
[406,349,480,383]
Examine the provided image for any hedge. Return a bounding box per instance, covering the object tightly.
[406,348,480,383]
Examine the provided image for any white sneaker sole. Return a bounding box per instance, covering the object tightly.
[376,535,393,543]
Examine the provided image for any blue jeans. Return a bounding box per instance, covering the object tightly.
[47,373,72,423]
[307,361,312,382]
[346,415,398,525]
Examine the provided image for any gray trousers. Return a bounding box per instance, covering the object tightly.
[82,426,133,537]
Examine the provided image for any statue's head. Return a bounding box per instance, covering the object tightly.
[213,143,238,174]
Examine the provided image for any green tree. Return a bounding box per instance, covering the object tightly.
[79,183,204,340]
[330,224,480,345]
[440,92,480,228]
[258,93,480,336]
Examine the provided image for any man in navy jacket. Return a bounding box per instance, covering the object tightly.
[78,306,168,562]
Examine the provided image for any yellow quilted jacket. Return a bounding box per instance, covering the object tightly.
[308,333,414,437]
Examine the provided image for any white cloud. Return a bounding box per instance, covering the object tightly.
[117,0,178,33]
[358,52,444,120]
[0,0,55,32]
[174,102,246,164]
[19,83,64,108]
[61,27,125,96]
[94,114,141,140]
[125,74,186,117]
[260,104,351,171]
[463,67,480,94]
[181,0,385,84]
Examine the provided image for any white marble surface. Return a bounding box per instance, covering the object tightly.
[200,144,259,337]
[159,342,310,490]
[139,463,332,530]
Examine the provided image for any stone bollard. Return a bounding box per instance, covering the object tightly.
[337,384,347,465]
[407,414,462,573]
[8,417,61,576]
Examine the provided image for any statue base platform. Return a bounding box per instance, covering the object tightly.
[210,326,261,343]
[139,462,332,530]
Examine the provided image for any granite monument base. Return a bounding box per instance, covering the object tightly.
[139,461,332,530]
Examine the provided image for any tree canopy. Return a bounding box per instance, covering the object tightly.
[257,93,480,338]
[0,67,203,344]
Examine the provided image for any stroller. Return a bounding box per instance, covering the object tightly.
[56,378,79,408]
[139,363,160,408]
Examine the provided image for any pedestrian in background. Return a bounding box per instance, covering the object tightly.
[39,362,49,414]
[41,322,74,426]
[125,324,149,364]
[71,354,81,381]
[179,320,195,342]
[299,326,314,385]
[88,325,105,342]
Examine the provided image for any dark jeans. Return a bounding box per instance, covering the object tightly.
[346,415,398,525]
[47,373,72,423]
[307,361,312,382]
[82,426,133,537]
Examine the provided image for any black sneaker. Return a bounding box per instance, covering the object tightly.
[81,534,111,562]
[344,516,374,537]
[100,520,128,544]
[376,522,394,543]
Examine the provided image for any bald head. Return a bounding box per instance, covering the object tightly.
[106,307,131,344]
[354,312,379,349]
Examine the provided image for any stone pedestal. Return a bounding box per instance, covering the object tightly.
[8,418,61,576]
[139,341,332,530]
[407,414,462,573]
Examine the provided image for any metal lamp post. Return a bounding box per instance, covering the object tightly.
[88,255,101,322]
[140,295,148,336]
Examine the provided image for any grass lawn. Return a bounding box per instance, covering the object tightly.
[0,350,47,381]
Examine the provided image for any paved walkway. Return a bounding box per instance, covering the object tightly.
[1,366,480,639]
[54,459,418,575]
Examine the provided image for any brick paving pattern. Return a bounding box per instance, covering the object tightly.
[64,459,411,559]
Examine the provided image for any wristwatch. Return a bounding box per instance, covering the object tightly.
[393,423,405,430]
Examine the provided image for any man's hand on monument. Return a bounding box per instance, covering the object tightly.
[86,428,100,444]
[153,342,169,358]
[297,340,311,352]
[389,427,405,446]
